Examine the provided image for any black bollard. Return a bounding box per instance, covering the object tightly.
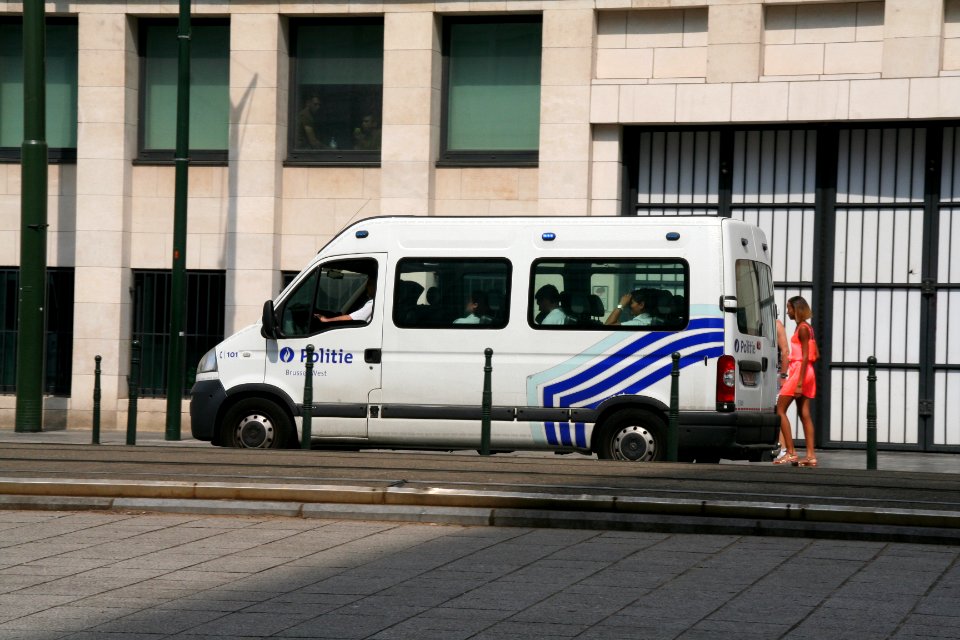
[667,352,680,462]
[867,355,877,470]
[480,348,493,456]
[92,355,101,445]
[126,340,141,446]
[302,344,314,450]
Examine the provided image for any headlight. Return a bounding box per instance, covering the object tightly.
[197,349,218,374]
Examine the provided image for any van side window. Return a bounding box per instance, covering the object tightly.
[734,259,776,337]
[530,259,689,330]
[394,258,511,329]
[278,258,378,337]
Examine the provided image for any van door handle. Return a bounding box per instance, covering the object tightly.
[761,357,768,372]
[364,348,381,364]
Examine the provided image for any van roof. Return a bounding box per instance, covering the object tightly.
[320,215,751,255]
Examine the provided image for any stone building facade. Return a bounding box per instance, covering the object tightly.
[1,0,959,450]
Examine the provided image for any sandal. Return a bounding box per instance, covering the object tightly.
[773,453,798,465]
[793,457,818,467]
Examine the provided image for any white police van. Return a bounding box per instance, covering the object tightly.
[191,216,780,462]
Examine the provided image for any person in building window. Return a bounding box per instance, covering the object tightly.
[316,276,376,324]
[534,285,567,325]
[352,113,382,150]
[605,289,657,326]
[296,94,327,149]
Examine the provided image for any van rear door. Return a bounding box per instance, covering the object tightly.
[730,258,778,412]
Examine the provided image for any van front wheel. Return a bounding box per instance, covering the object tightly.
[595,409,665,462]
[221,398,292,449]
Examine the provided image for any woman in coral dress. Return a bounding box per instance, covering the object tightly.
[773,296,818,467]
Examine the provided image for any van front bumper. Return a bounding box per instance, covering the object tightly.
[190,379,227,441]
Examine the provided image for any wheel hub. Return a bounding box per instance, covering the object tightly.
[612,426,655,461]
[236,414,275,448]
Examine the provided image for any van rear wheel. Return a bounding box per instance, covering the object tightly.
[221,398,293,449]
[595,409,665,462]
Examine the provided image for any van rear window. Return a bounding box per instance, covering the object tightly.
[530,259,688,330]
[394,258,511,329]
[734,259,775,337]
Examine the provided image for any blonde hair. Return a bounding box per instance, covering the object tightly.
[788,295,812,323]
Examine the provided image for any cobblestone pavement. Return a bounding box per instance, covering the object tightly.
[0,510,957,640]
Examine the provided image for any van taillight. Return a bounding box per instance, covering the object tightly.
[716,355,736,411]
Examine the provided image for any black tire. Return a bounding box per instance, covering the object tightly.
[220,398,293,449]
[595,409,665,462]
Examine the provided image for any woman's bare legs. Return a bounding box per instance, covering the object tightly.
[796,396,816,461]
[775,395,797,460]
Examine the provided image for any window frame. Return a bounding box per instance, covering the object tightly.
[392,257,512,330]
[0,267,74,396]
[285,17,384,167]
[0,17,78,164]
[135,18,230,166]
[438,14,542,168]
[277,258,379,337]
[131,269,226,397]
[529,258,690,331]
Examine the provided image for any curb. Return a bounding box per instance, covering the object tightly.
[2,494,959,546]
[1,478,959,545]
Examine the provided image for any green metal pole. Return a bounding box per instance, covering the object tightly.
[15,0,48,433]
[92,355,101,445]
[301,345,314,449]
[866,356,877,470]
[667,352,680,462]
[480,348,492,456]
[165,0,191,441]
[127,340,141,446]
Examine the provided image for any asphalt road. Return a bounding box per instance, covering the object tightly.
[1,437,959,545]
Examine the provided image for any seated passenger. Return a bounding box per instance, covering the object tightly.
[534,284,568,325]
[453,291,493,325]
[605,288,657,326]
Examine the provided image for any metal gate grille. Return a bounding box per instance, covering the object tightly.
[627,122,960,452]
[829,128,925,446]
[934,126,960,446]
[132,270,225,397]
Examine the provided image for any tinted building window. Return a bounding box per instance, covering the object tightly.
[289,19,383,163]
[441,16,541,165]
[139,20,229,162]
[0,18,77,161]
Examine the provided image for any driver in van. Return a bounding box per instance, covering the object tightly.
[316,276,376,323]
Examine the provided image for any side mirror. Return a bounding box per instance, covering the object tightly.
[261,300,279,339]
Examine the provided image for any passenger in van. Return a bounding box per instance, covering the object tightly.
[316,276,376,324]
[605,289,657,326]
[534,285,568,325]
[453,291,493,325]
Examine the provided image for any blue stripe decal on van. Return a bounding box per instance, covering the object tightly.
[543,421,587,448]
[554,331,724,409]
[540,318,723,406]
[526,310,726,449]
